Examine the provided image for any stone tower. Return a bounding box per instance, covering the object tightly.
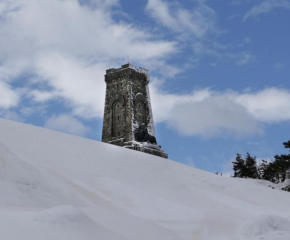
[102,63,168,158]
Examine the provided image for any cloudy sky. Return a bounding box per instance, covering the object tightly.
[0,0,290,174]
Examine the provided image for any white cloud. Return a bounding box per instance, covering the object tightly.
[226,52,256,66]
[150,81,211,123]
[0,81,20,109]
[20,105,47,117]
[0,0,289,141]
[168,97,262,138]
[146,0,178,31]
[192,43,256,66]
[34,54,107,118]
[151,84,290,138]
[0,0,175,62]
[146,0,220,39]
[0,110,23,122]
[29,89,58,102]
[0,0,177,117]
[153,89,263,138]
[243,0,290,21]
[146,0,256,66]
[44,114,90,136]
[236,52,256,66]
[238,37,252,47]
[236,88,290,122]
[79,0,120,9]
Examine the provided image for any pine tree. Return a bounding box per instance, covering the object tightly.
[245,153,258,179]
[258,159,268,180]
[283,140,290,149]
[232,140,290,184]
[273,140,290,182]
[232,154,246,178]
[258,159,278,181]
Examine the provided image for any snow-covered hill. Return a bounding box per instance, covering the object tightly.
[0,118,290,240]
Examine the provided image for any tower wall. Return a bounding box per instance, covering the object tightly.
[102,63,167,158]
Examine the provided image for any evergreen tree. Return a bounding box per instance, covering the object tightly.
[232,154,246,178]
[258,159,278,182]
[284,140,290,149]
[232,140,290,184]
[258,159,269,180]
[245,153,258,179]
[272,140,290,182]
[265,161,279,183]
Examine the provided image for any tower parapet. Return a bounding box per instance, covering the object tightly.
[102,64,168,158]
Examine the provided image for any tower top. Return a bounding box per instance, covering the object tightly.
[106,63,149,76]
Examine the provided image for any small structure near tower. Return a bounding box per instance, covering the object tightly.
[102,63,168,158]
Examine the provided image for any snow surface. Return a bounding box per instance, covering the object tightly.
[0,117,290,240]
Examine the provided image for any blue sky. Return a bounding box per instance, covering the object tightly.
[0,0,290,174]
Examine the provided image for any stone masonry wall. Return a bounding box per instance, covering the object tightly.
[102,64,155,146]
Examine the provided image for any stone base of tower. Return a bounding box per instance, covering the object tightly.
[107,138,168,158]
[124,141,168,159]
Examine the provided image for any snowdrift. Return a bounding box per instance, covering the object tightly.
[0,118,290,240]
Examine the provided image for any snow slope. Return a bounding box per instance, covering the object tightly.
[0,118,290,240]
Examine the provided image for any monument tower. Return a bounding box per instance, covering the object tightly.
[102,63,168,158]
